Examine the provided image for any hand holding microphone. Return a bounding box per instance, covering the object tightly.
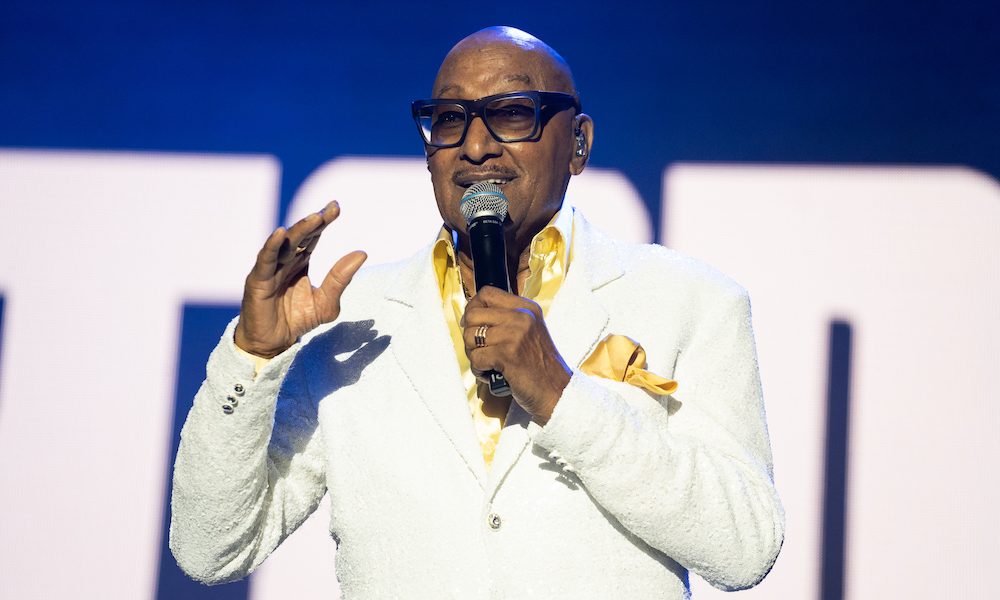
[460,182,514,397]
[460,183,572,421]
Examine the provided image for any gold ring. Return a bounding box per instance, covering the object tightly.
[474,325,489,348]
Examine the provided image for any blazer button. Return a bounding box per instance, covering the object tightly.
[487,513,502,531]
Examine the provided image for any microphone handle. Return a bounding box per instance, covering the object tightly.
[468,215,513,397]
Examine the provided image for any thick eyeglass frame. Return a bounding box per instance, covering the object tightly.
[411,90,582,148]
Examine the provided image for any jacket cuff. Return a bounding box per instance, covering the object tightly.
[195,317,301,423]
[529,371,645,474]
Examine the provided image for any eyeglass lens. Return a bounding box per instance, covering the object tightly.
[418,95,538,146]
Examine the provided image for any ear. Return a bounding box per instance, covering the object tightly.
[569,114,594,176]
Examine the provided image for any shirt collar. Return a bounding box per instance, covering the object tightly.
[433,202,574,271]
[536,202,574,268]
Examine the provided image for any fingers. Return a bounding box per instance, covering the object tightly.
[461,307,541,367]
[317,199,341,224]
[476,285,538,309]
[280,202,338,261]
[462,317,515,351]
[462,302,537,328]
[467,345,503,381]
[250,226,287,279]
[462,288,540,324]
[249,201,342,281]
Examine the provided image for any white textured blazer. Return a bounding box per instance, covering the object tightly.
[170,210,784,599]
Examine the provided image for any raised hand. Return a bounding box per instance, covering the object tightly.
[461,285,572,423]
[234,200,367,358]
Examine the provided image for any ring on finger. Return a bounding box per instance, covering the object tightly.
[474,324,489,348]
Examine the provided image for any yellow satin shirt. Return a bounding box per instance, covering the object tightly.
[432,208,574,468]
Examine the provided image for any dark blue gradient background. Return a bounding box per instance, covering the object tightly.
[2,1,997,234]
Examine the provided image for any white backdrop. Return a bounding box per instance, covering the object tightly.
[0,150,997,598]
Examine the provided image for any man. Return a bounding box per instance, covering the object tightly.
[170,26,783,599]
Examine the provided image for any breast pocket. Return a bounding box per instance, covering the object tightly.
[642,345,680,417]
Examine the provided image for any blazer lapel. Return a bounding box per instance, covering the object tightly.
[385,249,488,487]
[545,211,623,370]
[484,401,532,499]
[485,211,626,496]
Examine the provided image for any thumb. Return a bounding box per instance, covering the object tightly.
[318,250,367,309]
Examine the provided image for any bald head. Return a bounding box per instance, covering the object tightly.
[433,26,577,98]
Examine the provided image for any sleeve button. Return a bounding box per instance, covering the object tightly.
[234,383,245,396]
[227,395,238,408]
[222,404,235,414]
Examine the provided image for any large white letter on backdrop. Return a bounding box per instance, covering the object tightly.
[664,164,1000,600]
[0,150,278,599]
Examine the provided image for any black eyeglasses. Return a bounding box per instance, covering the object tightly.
[411,91,581,148]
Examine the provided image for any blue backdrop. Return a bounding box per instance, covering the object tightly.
[2,0,997,234]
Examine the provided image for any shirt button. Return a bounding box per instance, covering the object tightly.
[487,513,502,531]
[234,383,245,396]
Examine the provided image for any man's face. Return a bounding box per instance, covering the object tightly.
[427,42,579,253]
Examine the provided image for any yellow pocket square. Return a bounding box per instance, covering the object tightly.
[580,334,678,396]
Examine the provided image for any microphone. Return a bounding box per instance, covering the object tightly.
[460,182,513,397]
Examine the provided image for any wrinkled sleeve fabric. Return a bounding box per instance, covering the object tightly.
[168,318,327,584]
[531,287,784,591]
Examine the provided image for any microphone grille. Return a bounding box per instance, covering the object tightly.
[460,182,509,224]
